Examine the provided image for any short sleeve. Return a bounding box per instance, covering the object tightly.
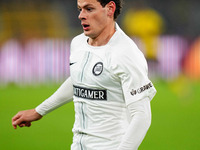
[111,47,156,106]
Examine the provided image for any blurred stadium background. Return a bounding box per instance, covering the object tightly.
[0,0,200,149]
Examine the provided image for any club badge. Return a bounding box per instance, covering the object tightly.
[92,62,103,76]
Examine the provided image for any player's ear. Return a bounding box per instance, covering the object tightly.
[106,1,116,18]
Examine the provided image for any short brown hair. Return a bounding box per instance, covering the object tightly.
[97,0,123,20]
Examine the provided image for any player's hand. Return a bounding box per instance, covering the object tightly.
[12,109,42,129]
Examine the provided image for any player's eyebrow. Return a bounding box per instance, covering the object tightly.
[77,4,94,10]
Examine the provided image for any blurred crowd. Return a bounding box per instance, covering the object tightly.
[0,0,200,85]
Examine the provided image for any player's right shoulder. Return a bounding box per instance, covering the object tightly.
[71,33,85,45]
[70,33,86,52]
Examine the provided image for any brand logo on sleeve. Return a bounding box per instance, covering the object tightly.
[92,62,103,76]
[70,62,77,66]
[130,82,153,96]
[73,85,107,100]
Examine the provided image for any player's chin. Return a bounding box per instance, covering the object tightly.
[84,32,96,39]
[83,30,90,36]
[83,28,93,34]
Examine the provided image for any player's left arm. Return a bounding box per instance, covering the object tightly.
[111,46,156,150]
[117,97,151,150]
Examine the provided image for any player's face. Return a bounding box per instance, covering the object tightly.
[77,0,110,39]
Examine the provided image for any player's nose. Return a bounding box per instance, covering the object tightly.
[78,10,86,20]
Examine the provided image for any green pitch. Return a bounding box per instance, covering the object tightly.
[0,80,200,150]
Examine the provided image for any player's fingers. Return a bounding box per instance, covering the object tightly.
[12,114,21,129]
[12,113,21,122]
[19,123,25,127]
[12,117,24,128]
[12,124,17,129]
[18,122,31,128]
[25,122,31,127]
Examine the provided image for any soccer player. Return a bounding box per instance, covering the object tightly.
[12,0,157,149]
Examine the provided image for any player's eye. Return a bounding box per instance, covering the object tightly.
[86,8,93,12]
[77,8,82,12]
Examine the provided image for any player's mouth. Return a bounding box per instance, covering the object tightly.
[82,23,90,31]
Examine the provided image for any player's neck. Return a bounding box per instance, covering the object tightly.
[88,22,116,47]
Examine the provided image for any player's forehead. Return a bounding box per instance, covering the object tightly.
[77,0,100,8]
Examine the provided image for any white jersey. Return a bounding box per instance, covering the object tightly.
[69,23,156,150]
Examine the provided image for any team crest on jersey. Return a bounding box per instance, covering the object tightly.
[92,62,103,76]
